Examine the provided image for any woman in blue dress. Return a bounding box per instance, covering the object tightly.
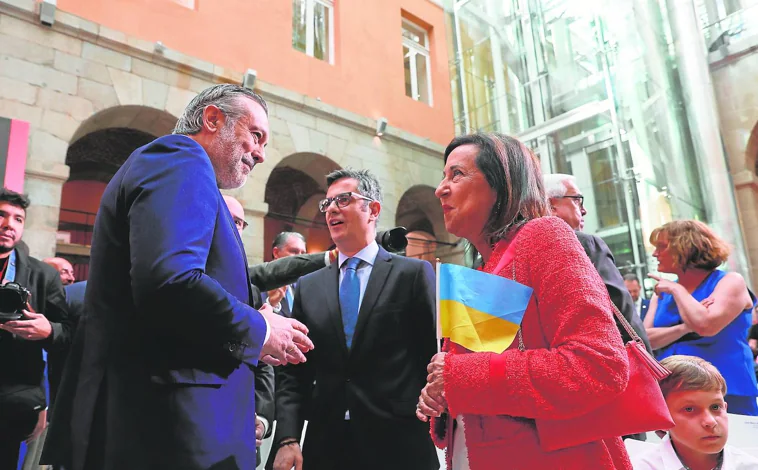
[644,220,758,416]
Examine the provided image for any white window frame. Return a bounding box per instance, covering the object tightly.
[300,0,335,64]
[172,0,196,9]
[402,18,433,106]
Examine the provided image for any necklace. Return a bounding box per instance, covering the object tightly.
[680,451,724,470]
[672,438,724,470]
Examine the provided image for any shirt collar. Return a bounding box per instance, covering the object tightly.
[659,434,731,470]
[660,435,688,470]
[339,241,379,269]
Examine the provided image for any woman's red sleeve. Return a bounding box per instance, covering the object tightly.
[443,217,629,420]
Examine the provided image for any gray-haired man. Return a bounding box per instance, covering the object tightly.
[42,84,314,470]
[544,173,650,350]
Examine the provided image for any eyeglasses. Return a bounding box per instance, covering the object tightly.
[318,192,374,213]
[233,217,249,231]
[554,195,584,209]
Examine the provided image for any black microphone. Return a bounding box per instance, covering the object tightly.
[376,227,408,253]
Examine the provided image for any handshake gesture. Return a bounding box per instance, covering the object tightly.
[258,303,314,366]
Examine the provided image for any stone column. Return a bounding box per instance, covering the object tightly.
[23,161,69,258]
[667,0,752,284]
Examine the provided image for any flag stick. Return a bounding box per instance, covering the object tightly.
[435,258,441,354]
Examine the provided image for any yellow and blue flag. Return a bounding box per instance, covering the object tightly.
[438,263,533,353]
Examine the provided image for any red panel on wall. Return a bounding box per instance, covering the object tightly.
[0,117,30,193]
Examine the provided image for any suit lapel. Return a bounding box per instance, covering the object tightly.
[325,261,348,356]
[351,248,392,350]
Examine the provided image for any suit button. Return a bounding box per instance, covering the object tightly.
[346,378,351,383]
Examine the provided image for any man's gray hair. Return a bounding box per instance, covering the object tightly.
[543,173,576,198]
[173,84,268,135]
[326,168,383,204]
[272,231,306,251]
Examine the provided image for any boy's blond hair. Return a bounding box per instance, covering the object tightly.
[659,355,727,399]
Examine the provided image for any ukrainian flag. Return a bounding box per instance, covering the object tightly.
[438,263,533,353]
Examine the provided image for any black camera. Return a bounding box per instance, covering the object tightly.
[375,227,408,253]
[0,282,30,323]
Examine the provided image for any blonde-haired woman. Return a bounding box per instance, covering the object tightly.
[645,220,758,415]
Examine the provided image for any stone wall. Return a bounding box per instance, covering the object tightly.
[0,0,451,264]
[711,37,758,285]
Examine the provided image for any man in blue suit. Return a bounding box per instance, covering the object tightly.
[624,273,651,321]
[42,84,313,470]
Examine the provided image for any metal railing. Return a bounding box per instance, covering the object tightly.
[702,3,758,52]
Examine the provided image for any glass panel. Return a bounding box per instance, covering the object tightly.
[445,0,735,279]
[403,21,428,48]
[313,1,330,61]
[292,0,307,53]
[415,53,431,104]
[404,46,413,98]
[457,14,498,131]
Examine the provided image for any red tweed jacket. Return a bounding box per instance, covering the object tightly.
[431,217,633,470]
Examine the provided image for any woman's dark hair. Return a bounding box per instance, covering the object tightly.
[444,132,549,244]
[0,188,30,211]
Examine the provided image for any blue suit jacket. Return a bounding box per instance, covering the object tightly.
[640,298,651,322]
[42,135,267,470]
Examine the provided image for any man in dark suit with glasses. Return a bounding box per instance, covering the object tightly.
[272,168,439,470]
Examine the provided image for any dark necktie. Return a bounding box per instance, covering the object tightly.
[340,257,361,348]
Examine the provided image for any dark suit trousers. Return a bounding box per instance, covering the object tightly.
[0,439,20,470]
[302,420,359,470]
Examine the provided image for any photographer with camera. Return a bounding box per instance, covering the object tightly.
[0,189,71,468]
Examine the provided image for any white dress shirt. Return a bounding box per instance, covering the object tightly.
[631,434,758,470]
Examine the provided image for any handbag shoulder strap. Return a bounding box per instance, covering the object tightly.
[512,260,644,352]
[607,299,644,345]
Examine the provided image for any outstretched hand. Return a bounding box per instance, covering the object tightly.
[259,303,314,366]
[648,274,680,297]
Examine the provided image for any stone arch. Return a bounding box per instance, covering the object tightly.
[56,105,178,279]
[70,105,178,144]
[746,121,758,177]
[66,105,178,181]
[396,185,455,262]
[263,152,342,260]
[746,127,758,180]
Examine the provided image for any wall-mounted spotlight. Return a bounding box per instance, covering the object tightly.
[39,0,57,26]
[376,117,388,137]
[243,69,257,90]
[154,41,166,54]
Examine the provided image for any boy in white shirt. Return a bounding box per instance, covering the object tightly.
[632,355,758,470]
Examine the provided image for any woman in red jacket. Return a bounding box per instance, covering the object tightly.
[416,133,632,470]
